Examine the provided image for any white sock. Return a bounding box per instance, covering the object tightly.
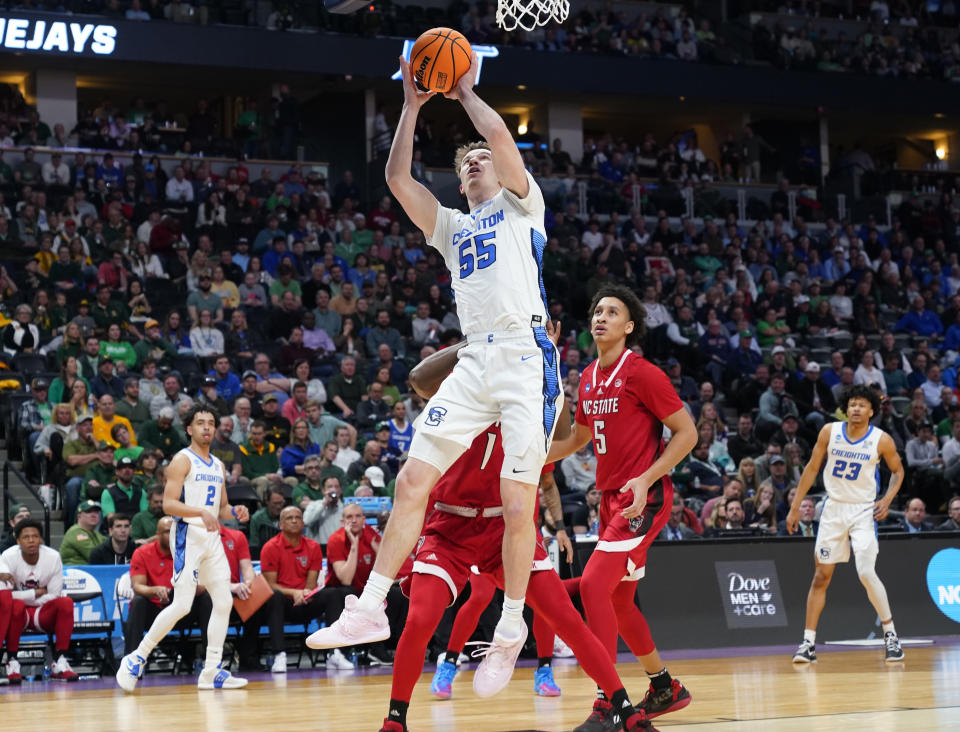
[803,629,816,645]
[355,572,392,613]
[882,621,896,636]
[204,645,223,670]
[135,638,157,659]
[494,595,526,642]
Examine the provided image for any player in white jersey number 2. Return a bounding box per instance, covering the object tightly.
[306,52,563,696]
[116,404,251,692]
[786,385,905,664]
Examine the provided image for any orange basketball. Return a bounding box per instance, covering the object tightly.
[410,27,472,94]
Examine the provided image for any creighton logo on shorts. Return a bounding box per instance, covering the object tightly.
[425,406,448,427]
[819,547,831,560]
[297,555,308,567]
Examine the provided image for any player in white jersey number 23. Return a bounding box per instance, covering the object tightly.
[116,403,251,692]
[305,51,563,697]
[786,385,906,664]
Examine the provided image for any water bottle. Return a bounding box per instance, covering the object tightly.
[42,663,51,681]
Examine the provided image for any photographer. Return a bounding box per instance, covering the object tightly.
[302,475,343,545]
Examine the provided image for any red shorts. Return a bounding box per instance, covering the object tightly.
[597,477,672,581]
[24,597,73,632]
[402,511,552,605]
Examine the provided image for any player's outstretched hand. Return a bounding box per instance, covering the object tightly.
[546,319,562,346]
[398,56,435,109]
[556,529,574,564]
[784,507,799,535]
[619,475,650,519]
[873,496,892,521]
[200,509,220,532]
[445,50,479,100]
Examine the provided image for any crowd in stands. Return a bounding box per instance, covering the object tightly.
[5,0,960,85]
[752,0,960,81]
[1,87,960,679]
[0,83,299,160]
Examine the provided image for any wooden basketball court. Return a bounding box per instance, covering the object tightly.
[2,644,958,731]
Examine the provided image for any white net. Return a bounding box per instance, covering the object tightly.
[496,0,569,32]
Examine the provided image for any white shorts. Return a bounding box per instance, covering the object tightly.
[408,328,562,484]
[172,520,230,588]
[814,499,878,565]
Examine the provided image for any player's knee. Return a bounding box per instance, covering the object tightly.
[394,468,433,507]
[500,498,532,529]
[812,568,833,588]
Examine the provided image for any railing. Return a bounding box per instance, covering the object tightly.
[3,460,50,545]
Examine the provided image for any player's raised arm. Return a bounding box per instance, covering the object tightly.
[786,424,831,534]
[875,433,905,521]
[385,56,440,238]
[447,51,528,199]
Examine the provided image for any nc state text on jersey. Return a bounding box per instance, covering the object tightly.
[580,397,621,416]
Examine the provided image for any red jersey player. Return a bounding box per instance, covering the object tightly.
[379,337,655,732]
[549,284,698,729]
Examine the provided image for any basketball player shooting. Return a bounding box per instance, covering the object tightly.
[116,404,250,692]
[786,385,905,664]
[307,49,564,694]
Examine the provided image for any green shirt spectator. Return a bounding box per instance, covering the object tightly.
[131,485,165,542]
[139,417,188,458]
[249,487,285,549]
[100,481,148,516]
[91,293,131,332]
[239,436,280,478]
[59,500,105,565]
[100,339,137,368]
[81,458,116,503]
[269,278,302,301]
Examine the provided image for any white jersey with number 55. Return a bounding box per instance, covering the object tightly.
[426,170,549,336]
[177,447,226,526]
[822,422,883,504]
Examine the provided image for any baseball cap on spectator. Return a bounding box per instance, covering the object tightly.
[79,299,89,307]
[771,346,786,355]
[834,247,845,254]
[739,330,752,338]
[145,319,160,329]
[364,466,386,488]
[78,500,101,514]
[242,370,257,380]
[805,362,821,373]
[97,441,115,450]
[202,376,217,387]
[8,503,28,522]
[263,394,278,403]
[375,422,390,433]
[919,421,934,430]
[666,357,680,368]
[144,164,155,172]
[116,456,136,468]
[782,414,798,423]
[31,377,49,391]
[77,414,93,424]
[101,355,114,364]
[795,295,810,304]
[770,455,786,465]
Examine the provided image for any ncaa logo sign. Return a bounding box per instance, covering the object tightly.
[926,548,960,624]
